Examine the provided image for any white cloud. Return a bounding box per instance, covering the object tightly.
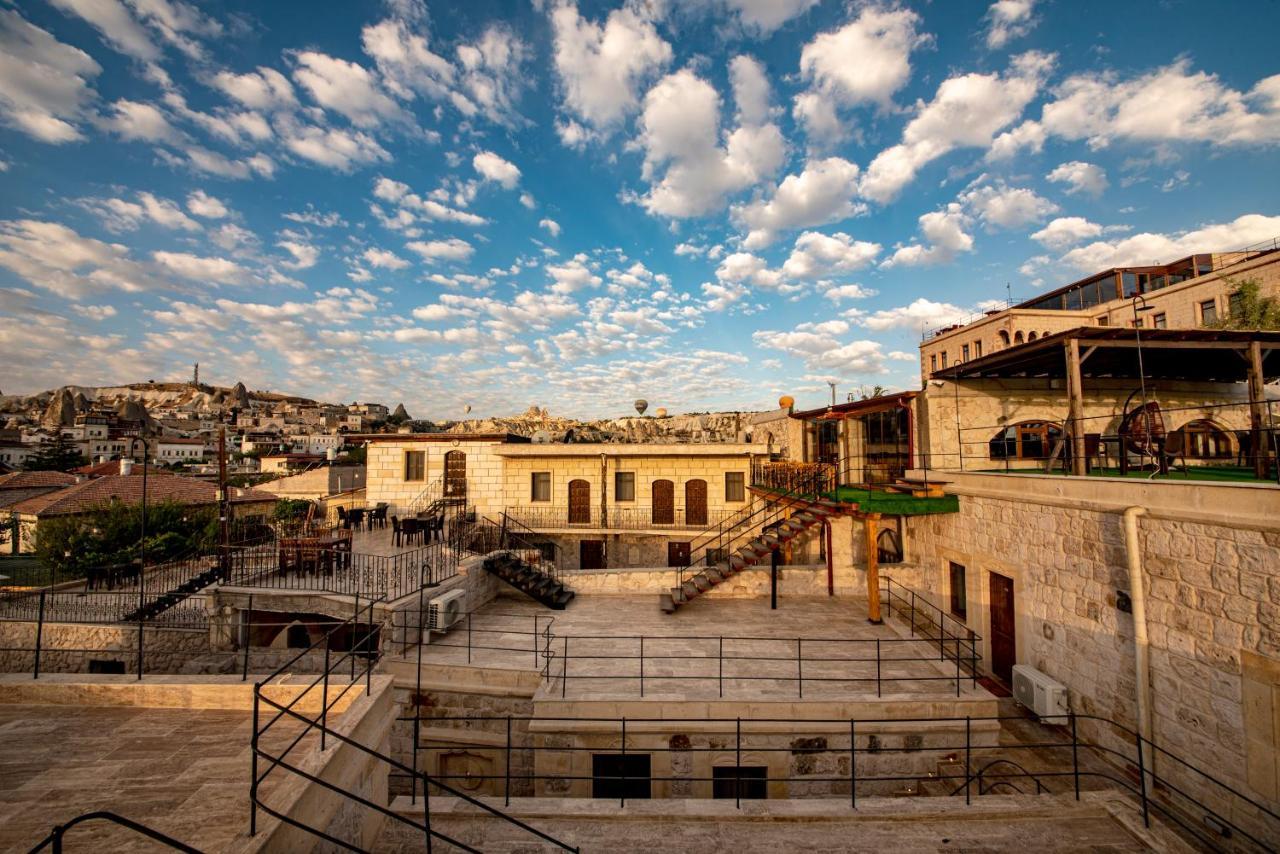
[407,238,475,262]
[635,62,785,219]
[361,16,453,102]
[960,180,1058,228]
[548,1,672,135]
[211,67,297,111]
[100,99,178,143]
[1047,160,1109,197]
[0,10,101,143]
[717,0,820,34]
[277,119,390,172]
[153,250,247,283]
[984,0,1037,50]
[362,247,411,270]
[794,6,925,144]
[276,240,319,270]
[291,50,405,128]
[1030,216,1104,251]
[519,192,536,209]
[781,231,881,279]
[49,0,159,62]
[453,26,529,126]
[546,256,601,294]
[1058,213,1280,272]
[1041,60,1280,149]
[985,119,1045,161]
[473,150,521,188]
[284,207,346,228]
[861,51,1054,203]
[733,156,863,248]
[0,219,160,298]
[80,191,201,232]
[539,218,562,237]
[73,303,118,321]
[752,322,888,376]
[823,283,876,302]
[855,297,1000,331]
[186,190,229,219]
[139,192,201,230]
[882,205,974,267]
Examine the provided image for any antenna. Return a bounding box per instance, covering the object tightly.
[1006,281,1012,306]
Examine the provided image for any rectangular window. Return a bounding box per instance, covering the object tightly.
[1152,313,1167,329]
[941,351,948,368]
[1228,290,1244,319]
[1132,318,1143,328]
[975,340,982,357]
[530,472,551,502]
[961,344,970,361]
[713,766,768,800]
[1200,299,1217,325]
[592,754,651,799]
[614,471,635,502]
[949,561,967,620]
[930,354,937,372]
[725,471,745,502]
[404,450,425,482]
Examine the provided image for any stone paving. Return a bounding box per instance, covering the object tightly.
[0,703,314,852]
[403,594,988,702]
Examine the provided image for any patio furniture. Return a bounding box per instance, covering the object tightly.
[336,506,349,529]
[369,505,388,530]
[391,515,402,548]
[347,507,367,532]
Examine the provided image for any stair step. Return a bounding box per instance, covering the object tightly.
[659,593,675,613]
[681,580,700,599]
[670,586,688,605]
[703,568,724,583]
[691,574,712,592]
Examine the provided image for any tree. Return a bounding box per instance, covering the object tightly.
[272,498,314,536]
[1210,278,1280,330]
[23,433,88,472]
[35,499,218,577]
[856,385,888,401]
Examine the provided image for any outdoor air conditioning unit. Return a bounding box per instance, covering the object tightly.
[1012,664,1069,723]
[427,589,466,632]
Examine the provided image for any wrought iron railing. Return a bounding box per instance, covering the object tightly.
[29,810,200,852]
[749,460,837,495]
[220,543,453,601]
[504,505,736,530]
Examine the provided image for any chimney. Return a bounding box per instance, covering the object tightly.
[120,458,134,476]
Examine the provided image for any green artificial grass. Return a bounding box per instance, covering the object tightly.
[824,486,961,515]
[976,465,1273,484]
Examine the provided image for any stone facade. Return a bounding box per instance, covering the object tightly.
[0,620,210,674]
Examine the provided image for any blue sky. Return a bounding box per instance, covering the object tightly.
[1,0,1279,419]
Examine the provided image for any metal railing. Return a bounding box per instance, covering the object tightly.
[220,543,454,601]
[881,576,978,666]
[29,810,200,853]
[397,711,1280,851]
[250,598,578,853]
[503,505,736,531]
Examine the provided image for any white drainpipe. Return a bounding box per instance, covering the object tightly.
[1123,505,1154,783]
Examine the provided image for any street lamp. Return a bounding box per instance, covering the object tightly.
[126,436,149,622]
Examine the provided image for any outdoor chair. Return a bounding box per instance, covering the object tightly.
[336,506,349,529]
[370,506,388,529]
[391,515,402,548]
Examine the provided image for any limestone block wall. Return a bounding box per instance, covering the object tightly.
[0,621,211,674]
[364,439,509,517]
[899,472,1280,819]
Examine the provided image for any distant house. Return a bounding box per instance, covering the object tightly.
[153,437,206,463]
[7,472,277,553]
[259,453,325,475]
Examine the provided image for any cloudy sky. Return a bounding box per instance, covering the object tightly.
[1,0,1279,418]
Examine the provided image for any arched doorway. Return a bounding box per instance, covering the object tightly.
[568,479,591,524]
[652,479,674,525]
[444,450,466,498]
[998,330,1011,349]
[1172,419,1233,459]
[989,421,1063,460]
[685,479,707,526]
[1014,330,1025,344]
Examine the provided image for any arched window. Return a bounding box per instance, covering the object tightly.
[1027,331,1038,341]
[1043,331,1051,340]
[1171,419,1233,459]
[997,330,1011,349]
[989,421,1063,460]
[1014,330,1025,345]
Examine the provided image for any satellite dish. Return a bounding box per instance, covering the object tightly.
[655,407,667,418]
[462,404,471,415]
[634,399,648,416]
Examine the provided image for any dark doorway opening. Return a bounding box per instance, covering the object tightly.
[667,541,690,567]
[592,754,651,799]
[713,766,767,799]
[989,571,1016,683]
[579,539,605,570]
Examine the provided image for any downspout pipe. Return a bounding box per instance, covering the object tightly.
[1123,505,1154,784]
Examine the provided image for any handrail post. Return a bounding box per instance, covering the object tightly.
[352,592,359,680]
[505,714,512,807]
[242,594,252,682]
[639,635,645,698]
[136,616,144,681]
[1135,729,1150,827]
[955,637,961,697]
[620,716,627,809]
[34,589,45,680]
[797,637,803,699]
[964,717,972,806]
[718,636,723,698]
[467,612,472,664]
[532,615,539,669]
[562,636,568,699]
[1070,712,1080,801]
[910,590,916,636]
[321,638,330,751]
[423,777,432,854]
[850,719,857,809]
[249,685,259,836]
[735,716,742,809]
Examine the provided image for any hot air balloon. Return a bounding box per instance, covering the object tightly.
[633,399,648,416]
[463,404,471,416]
[655,407,667,418]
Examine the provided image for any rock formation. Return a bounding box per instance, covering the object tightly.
[41,388,77,428]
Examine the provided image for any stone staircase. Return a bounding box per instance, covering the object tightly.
[484,552,575,610]
[660,498,846,613]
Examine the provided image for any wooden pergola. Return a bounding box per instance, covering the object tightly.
[935,328,1280,478]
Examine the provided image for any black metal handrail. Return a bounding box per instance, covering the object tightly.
[952,758,1049,796]
[28,810,201,853]
[397,711,1280,852]
[881,576,980,674]
[220,542,454,601]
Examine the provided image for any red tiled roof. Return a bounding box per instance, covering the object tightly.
[0,471,78,490]
[72,460,167,478]
[10,472,277,517]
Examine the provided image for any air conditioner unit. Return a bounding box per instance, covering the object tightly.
[427,589,466,632]
[1012,664,1069,723]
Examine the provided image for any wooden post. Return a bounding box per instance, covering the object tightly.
[865,514,882,624]
[1065,337,1087,476]
[1247,341,1268,480]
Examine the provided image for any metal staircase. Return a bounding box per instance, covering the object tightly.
[477,513,576,610]
[483,552,575,610]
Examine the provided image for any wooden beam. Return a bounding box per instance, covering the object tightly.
[1079,345,1098,365]
[865,513,882,624]
[1248,340,1269,480]
[1065,338,1088,476]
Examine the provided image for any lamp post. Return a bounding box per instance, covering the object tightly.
[126,437,149,613]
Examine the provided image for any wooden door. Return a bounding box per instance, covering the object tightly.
[684,479,707,526]
[568,479,591,525]
[652,479,674,525]
[989,572,1016,683]
[443,450,466,498]
[580,539,605,570]
[667,541,690,567]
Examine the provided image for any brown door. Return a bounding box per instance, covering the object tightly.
[684,479,707,526]
[989,572,1016,683]
[580,539,605,570]
[444,450,466,498]
[667,541,690,567]
[652,479,674,525]
[568,479,591,525]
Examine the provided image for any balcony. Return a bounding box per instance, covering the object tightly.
[504,504,736,532]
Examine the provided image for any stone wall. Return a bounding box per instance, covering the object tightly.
[0,620,210,675]
[898,471,1280,822]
